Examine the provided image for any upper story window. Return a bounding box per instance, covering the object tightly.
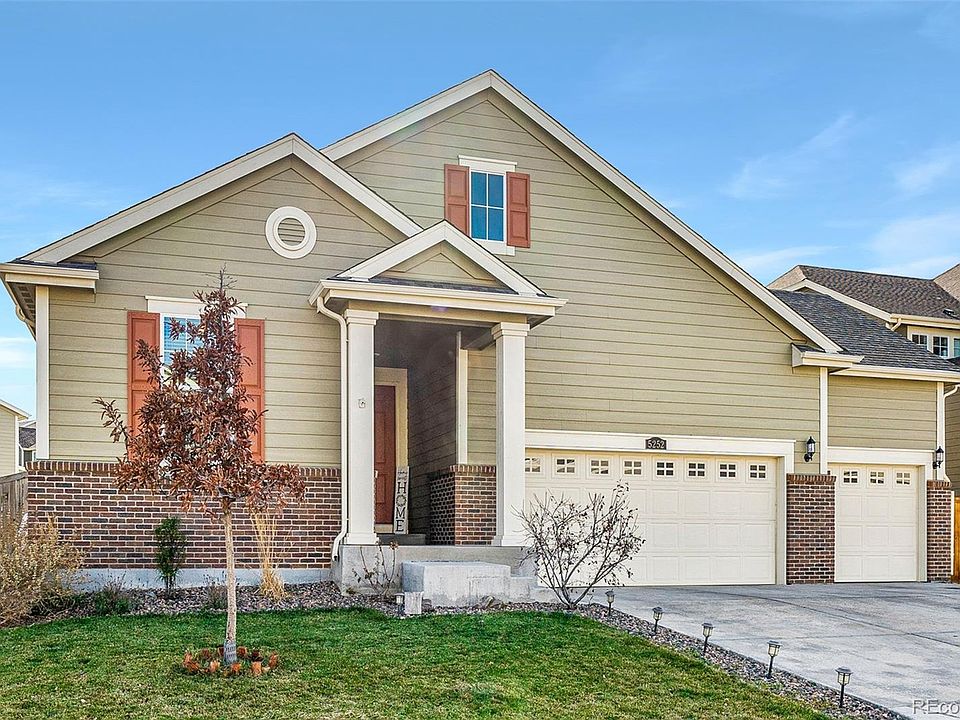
[470,171,505,243]
[911,334,928,350]
[933,336,949,357]
[954,338,960,358]
[162,315,200,366]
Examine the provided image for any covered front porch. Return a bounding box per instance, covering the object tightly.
[309,222,566,557]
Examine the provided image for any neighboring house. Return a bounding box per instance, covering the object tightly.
[770,264,960,488]
[1,71,956,588]
[18,419,36,468]
[0,399,28,476]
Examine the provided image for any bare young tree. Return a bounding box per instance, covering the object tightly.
[96,273,304,663]
[519,483,644,609]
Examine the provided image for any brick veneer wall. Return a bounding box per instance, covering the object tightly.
[786,473,835,584]
[26,461,340,569]
[926,479,953,582]
[428,464,496,545]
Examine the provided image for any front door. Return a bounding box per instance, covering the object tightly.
[374,384,397,525]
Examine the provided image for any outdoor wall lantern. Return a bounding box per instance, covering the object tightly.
[652,606,663,634]
[766,641,781,678]
[804,436,817,463]
[934,446,945,469]
[836,667,852,708]
[701,623,714,655]
[605,589,615,616]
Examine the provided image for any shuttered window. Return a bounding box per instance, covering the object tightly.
[161,315,199,365]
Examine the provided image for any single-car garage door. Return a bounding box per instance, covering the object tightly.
[831,464,920,582]
[524,451,778,586]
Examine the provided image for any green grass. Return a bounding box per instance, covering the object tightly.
[0,609,829,719]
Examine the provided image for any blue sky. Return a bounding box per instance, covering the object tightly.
[2,1,960,414]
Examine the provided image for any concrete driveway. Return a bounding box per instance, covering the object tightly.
[588,583,960,718]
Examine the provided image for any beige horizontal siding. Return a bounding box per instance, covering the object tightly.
[0,408,17,476]
[828,376,937,450]
[345,94,820,467]
[50,161,398,463]
[946,390,960,483]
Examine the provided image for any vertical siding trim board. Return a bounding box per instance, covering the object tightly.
[25,460,340,569]
[428,464,496,545]
[927,479,953,582]
[785,473,836,584]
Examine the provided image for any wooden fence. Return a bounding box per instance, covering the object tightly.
[0,472,27,519]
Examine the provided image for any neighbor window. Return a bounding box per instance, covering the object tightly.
[911,334,928,350]
[954,338,960,358]
[161,315,200,365]
[933,336,949,357]
[469,171,505,243]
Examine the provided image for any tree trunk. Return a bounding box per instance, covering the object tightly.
[222,502,238,664]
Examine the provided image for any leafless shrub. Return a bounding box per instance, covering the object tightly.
[250,508,285,600]
[0,514,83,626]
[519,482,644,608]
[354,542,400,599]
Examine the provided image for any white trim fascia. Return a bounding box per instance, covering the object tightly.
[323,71,843,355]
[335,221,540,297]
[314,279,566,319]
[0,398,28,419]
[22,135,422,265]
[827,446,934,466]
[0,263,99,289]
[792,345,862,369]
[833,364,960,383]
[525,429,795,458]
[458,155,517,174]
[891,314,960,331]
[778,278,892,323]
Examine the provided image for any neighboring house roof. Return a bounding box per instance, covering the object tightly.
[770,264,960,321]
[935,263,960,299]
[0,399,28,419]
[18,424,36,451]
[322,70,843,355]
[773,290,960,374]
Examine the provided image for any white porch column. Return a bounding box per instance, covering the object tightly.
[492,321,529,546]
[344,309,379,545]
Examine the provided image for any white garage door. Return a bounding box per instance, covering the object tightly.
[831,464,920,582]
[524,451,778,586]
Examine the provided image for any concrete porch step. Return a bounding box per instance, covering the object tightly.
[402,560,538,607]
[377,533,427,546]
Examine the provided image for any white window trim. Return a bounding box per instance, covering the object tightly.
[145,296,247,363]
[458,155,516,257]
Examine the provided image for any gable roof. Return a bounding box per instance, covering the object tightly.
[21,134,423,265]
[323,70,844,354]
[770,264,960,321]
[773,290,960,375]
[0,398,28,419]
[333,221,545,297]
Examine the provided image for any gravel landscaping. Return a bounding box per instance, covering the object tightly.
[20,581,901,720]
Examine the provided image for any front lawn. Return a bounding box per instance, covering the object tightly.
[1,608,828,719]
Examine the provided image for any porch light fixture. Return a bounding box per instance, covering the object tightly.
[652,606,663,634]
[836,667,852,708]
[934,446,945,469]
[701,623,714,655]
[605,589,615,616]
[766,641,781,678]
[803,436,817,463]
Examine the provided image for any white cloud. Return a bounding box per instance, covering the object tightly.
[893,143,960,196]
[866,211,960,276]
[733,244,835,279]
[0,337,33,369]
[724,114,856,200]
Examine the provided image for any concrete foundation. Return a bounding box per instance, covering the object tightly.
[402,561,535,606]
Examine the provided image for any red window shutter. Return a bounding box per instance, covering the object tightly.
[444,163,470,235]
[506,172,531,248]
[236,318,265,461]
[127,311,160,434]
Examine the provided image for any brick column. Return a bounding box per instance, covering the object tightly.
[926,480,952,582]
[25,460,341,569]
[786,473,835,584]
[428,464,496,545]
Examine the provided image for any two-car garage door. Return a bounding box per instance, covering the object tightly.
[524,451,778,586]
[830,463,920,582]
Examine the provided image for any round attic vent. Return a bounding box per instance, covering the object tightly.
[265,206,317,259]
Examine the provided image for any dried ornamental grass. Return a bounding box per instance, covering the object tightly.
[251,509,285,601]
[0,515,83,626]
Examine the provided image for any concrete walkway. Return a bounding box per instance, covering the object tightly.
[577,583,960,718]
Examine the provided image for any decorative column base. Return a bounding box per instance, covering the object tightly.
[429,465,496,545]
[786,473,836,584]
[926,480,952,582]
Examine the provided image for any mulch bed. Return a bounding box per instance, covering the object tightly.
[15,582,900,720]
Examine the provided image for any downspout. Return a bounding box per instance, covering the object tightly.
[317,295,349,561]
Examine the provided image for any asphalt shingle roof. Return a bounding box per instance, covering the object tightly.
[18,425,35,450]
[773,290,960,374]
[793,265,960,319]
